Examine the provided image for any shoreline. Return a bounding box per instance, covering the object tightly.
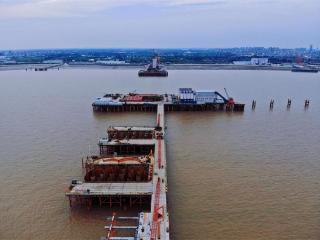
[0,63,318,72]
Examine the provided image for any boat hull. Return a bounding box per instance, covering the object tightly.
[138,70,168,77]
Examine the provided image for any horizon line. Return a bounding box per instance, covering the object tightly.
[0,46,316,52]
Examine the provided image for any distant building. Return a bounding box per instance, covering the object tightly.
[233,61,251,65]
[43,60,63,64]
[0,56,16,64]
[233,58,269,65]
[96,60,127,65]
[0,60,17,64]
[250,58,269,65]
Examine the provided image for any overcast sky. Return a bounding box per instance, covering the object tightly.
[0,0,319,50]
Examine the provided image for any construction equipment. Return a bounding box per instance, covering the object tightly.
[224,88,235,105]
[101,213,139,240]
[224,88,231,99]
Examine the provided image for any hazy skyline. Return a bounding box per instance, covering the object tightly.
[0,0,319,50]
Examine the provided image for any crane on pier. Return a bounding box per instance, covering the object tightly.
[224,88,235,105]
[224,88,231,99]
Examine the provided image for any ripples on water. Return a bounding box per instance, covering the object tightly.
[0,69,319,239]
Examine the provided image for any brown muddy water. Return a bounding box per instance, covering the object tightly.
[0,68,320,240]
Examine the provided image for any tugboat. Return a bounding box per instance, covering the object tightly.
[138,55,168,77]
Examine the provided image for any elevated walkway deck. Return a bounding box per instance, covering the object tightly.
[137,104,170,240]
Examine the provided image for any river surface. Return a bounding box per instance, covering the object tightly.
[0,68,319,240]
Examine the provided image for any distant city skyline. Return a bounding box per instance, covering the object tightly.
[0,0,319,50]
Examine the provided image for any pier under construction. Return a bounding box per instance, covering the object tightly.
[66,104,170,239]
[67,87,244,239]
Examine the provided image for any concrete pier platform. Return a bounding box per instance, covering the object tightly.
[66,182,153,196]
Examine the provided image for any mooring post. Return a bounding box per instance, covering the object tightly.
[304,99,310,109]
[269,99,274,110]
[287,98,292,109]
[252,100,256,110]
[69,196,72,208]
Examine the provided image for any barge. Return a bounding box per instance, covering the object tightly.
[92,88,245,112]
